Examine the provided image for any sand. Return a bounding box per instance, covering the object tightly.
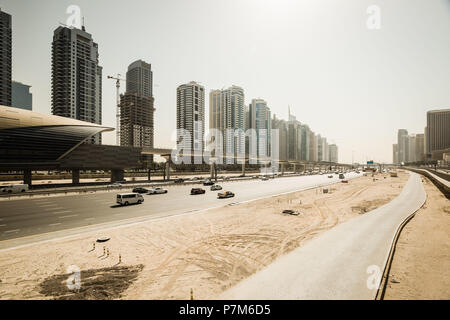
[383,176,450,300]
[0,172,408,300]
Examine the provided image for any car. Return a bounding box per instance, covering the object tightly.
[339,173,345,179]
[174,178,184,183]
[203,179,214,186]
[210,184,222,191]
[260,176,269,181]
[116,193,144,206]
[328,175,333,178]
[108,182,122,188]
[341,179,349,183]
[0,184,28,193]
[218,191,235,199]
[132,187,149,194]
[148,187,168,194]
[190,188,206,195]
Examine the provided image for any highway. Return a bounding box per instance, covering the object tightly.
[220,172,426,300]
[0,172,362,249]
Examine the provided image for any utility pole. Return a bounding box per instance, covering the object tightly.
[107,74,125,145]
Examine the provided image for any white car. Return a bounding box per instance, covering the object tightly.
[107,182,122,188]
[210,184,222,191]
[148,187,168,194]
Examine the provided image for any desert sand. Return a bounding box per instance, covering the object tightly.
[0,172,408,300]
[384,175,450,300]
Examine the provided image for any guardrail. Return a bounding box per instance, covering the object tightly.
[405,167,450,199]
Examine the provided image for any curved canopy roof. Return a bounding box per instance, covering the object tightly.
[0,105,114,164]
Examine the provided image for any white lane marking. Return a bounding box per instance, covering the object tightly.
[39,204,60,207]
[84,218,95,221]
[59,214,78,219]
[4,229,20,233]
[51,211,72,215]
[0,224,6,227]
[43,207,65,211]
[49,223,62,227]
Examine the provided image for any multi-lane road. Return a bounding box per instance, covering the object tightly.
[0,172,361,249]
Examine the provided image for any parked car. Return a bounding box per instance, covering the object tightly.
[132,187,149,194]
[0,184,28,193]
[174,178,184,183]
[190,188,206,195]
[203,179,214,186]
[148,187,168,194]
[339,173,345,179]
[210,184,222,191]
[328,175,333,178]
[116,193,144,206]
[218,191,235,199]
[260,176,269,181]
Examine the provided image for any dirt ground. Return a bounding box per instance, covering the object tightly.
[0,172,408,300]
[384,176,450,300]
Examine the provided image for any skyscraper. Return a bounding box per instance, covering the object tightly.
[0,9,12,106]
[397,129,409,164]
[271,114,288,162]
[426,109,450,160]
[249,99,271,159]
[209,86,245,162]
[393,144,398,164]
[300,124,310,161]
[329,144,338,163]
[51,25,102,144]
[415,133,425,162]
[120,60,155,152]
[176,81,205,163]
[11,81,32,110]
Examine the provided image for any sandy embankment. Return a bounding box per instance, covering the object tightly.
[0,172,408,300]
[384,176,450,299]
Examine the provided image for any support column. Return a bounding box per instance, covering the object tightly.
[281,163,285,175]
[210,163,214,179]
[293,164,297,174]
[111,169,124,182]
[147,169,151,181]
[72,169,80,185]
[23,169,32,187]
[166,155,171,180]
[241,161,246,176]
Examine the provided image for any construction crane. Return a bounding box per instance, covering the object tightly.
[107,74,125,145]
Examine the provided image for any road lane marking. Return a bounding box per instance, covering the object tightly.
[84,218,95,221]
[43,207,65,211]
[59,214,78,219]
[49,223,62,227]
[39,204,60,207]
[51,211,72,215]
[0,224,6,227]
[4,229,20,234]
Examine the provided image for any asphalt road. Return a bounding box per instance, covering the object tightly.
[220,172,426,300]
[0,172,361,248]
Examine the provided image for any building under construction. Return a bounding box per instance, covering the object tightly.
[119,60,155,162]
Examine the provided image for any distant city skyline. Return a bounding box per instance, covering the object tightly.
[1,0,449,163]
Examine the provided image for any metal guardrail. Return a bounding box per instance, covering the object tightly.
[405,167,450,199]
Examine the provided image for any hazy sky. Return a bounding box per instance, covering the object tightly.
[2,0,449,164]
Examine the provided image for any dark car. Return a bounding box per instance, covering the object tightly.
[132,187,149,194]
[190,188,206,195]
[174,178,185,183]
[203,179,214,186]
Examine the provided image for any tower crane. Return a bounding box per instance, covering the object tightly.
[107,74,125,145]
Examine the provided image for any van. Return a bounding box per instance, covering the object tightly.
[1,184,29,193]
[116,193,144,206]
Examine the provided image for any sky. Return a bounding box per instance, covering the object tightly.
[2,0,449,164]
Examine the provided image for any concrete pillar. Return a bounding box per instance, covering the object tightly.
[111,169,124,182]
[281,163,285,175]
[241,161,246,176]
[293,164,297,173]
[166,157,171,180]
[23,169,32,187]
[72,169,80,185]
[210,163,214,179]
[147,169,151,181]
